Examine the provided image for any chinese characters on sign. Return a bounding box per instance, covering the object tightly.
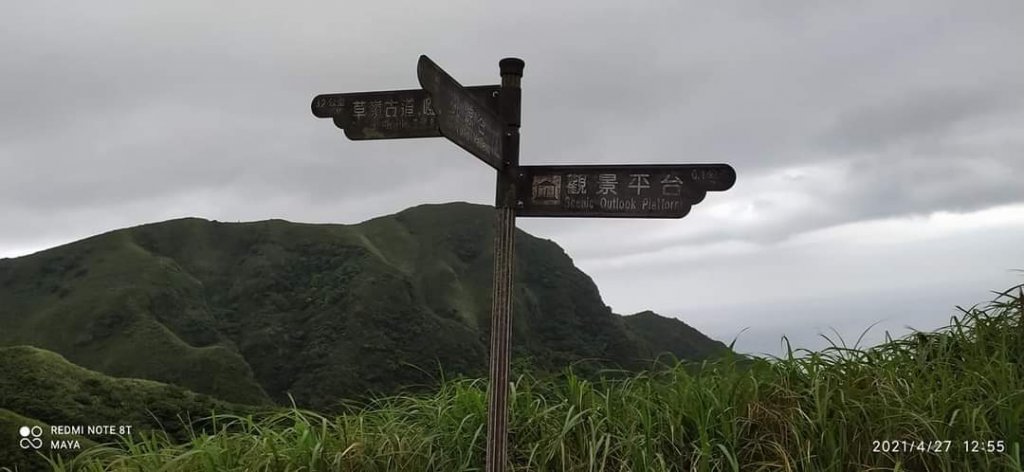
[517,164,736,218]
[311,86,500,140]
[442,91,503,166]
[418,55,506,170]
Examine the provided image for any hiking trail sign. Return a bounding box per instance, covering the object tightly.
[516,164,735,218]
[417,55,507,170]
[312,85,500,140]
[311,55,736,472]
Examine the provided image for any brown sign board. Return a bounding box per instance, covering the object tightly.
[417,55,506,170]
[311,86,500,140]
[515,164,736,218]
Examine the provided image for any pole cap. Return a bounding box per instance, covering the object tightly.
[499,58,525,77]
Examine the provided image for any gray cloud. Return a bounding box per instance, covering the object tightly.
[822,89,1016,152]
[2,0,1024,349]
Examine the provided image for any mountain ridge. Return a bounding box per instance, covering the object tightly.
[0,202,729,410]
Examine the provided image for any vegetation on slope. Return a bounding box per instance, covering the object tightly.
[0,203,727,410]
[0,346,257,471]
[36,283,1024,471]
[0,227,272,406]
[0,408,95,472]
[623,310,731,362]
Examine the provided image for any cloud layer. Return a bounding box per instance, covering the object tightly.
[3,0,1023,354]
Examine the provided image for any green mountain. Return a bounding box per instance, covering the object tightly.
[0,407,69,472]
[623,311,732,361]
[0,202,728,410]
[0,345,255,471]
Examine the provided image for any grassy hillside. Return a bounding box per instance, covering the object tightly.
[0,202,727,410]
[0,408,96,472]
[0,346,258,471]
[40,283,1024,471]
[623,310,732,362]
[0,227,271,405]
[0,346,258,437]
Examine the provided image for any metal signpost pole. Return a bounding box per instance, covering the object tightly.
[486,57,524,472]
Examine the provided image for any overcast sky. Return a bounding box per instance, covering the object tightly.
[3,1,1022,355]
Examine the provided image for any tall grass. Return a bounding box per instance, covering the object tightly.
[52,285,1024,471]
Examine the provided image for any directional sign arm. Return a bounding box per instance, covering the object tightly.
[515,164,735,218]
[310,86,501,140]
[417,55,507,170]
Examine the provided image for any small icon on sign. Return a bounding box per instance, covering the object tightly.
[19,425,43,450]
[531,175,561,205]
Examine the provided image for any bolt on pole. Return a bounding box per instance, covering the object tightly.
[485,57,524,472]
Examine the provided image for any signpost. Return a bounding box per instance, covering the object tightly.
[311,55,736,472]
[312,86,500,140]
[417,55,508,170]
[516,164,735,218]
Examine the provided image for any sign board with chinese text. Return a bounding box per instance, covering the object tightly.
[311,86,500,140]
[515,164,736,218]
[417,55,507,170]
